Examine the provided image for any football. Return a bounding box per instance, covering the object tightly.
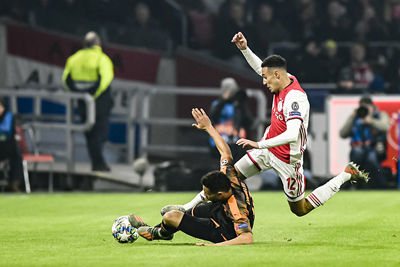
[112,215,139,243]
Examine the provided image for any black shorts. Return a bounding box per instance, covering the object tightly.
[177,202,237,243]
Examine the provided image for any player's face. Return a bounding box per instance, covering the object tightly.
[203,185,223,203]
[262,67,280,93]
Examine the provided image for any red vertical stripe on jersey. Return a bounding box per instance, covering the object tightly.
[246,151,262,170]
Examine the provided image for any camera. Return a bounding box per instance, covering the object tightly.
[356,106,369,119]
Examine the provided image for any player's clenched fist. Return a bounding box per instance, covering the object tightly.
[231,32,248,50]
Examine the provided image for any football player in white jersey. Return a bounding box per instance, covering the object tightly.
[161,32,369,218]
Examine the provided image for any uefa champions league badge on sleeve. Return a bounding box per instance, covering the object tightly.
[289,102,301,117]
[289,111,301,117]
[221,159,229,167]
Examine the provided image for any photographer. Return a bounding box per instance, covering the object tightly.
[209,78,254,162]
[339,96,390,188]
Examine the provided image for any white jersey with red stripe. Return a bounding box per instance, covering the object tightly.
[264,75,309,164]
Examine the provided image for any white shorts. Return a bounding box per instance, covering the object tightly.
[235,149,305,202]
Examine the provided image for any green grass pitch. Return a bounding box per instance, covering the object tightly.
[1,191,399,267]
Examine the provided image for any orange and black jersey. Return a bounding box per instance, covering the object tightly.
[220,155,255,236]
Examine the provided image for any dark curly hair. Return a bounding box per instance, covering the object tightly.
[261,54,287,70]
[201,170,231,193]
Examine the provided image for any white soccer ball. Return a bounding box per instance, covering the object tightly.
[112,215,139,243]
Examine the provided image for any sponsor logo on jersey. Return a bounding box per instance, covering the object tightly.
[272,107,284,121]
[235,223,248,230]
[291,102,299,110]
[289,111,302,117]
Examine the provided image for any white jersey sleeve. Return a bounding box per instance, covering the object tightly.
[257,120,301,149]
[283,90,309,122]
[241,47,263,76]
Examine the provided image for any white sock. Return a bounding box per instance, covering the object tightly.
[306,172,351,208]
[183,190,206,210]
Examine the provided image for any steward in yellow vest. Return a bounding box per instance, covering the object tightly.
[62,31,114,171]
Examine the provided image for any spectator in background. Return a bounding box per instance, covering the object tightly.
[292,39,326,83]
[317,1,353,41]
[337,43,374,93]
[355,4,389,42]
[62,32,114,172]
[384,0,400,40]
[320,39,342,83]
[201,0,225,15]
[185,1,215,49]
[208,78,253,162]
[109,2,169,51]
[214,0,250,65]
[250,3,290,57]
[291,0,319,41]
[339,96,390,188]
[269,0,298,31]
[0,97,24,192]
[387,48,400,93]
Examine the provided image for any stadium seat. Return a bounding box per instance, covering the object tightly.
[15,125,54,193]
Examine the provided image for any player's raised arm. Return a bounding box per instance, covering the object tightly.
[231,32,263,76]
[192,108,232,160]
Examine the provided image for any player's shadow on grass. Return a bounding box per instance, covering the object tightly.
[132,242,196,246]
[154,242,198,246]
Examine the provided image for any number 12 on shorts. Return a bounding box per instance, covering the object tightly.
[286,177,296,191]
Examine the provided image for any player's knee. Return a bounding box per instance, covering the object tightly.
[290,206,306,217]
[162,210,183,225]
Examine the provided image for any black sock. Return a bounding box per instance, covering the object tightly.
[159,221,178,237]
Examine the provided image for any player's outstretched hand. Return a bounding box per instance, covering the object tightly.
[236,138,259,149]
[231,32,247,50]
[191,108,212,131]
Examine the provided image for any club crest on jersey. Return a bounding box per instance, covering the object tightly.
[291,102,299,110]
[277,100,283,112]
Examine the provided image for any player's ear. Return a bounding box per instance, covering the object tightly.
[274,70,280,79]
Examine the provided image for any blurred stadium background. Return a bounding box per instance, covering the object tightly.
[0,0,399,192]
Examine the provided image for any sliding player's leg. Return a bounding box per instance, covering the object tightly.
[141,203,235,243]
[161,149,272,215]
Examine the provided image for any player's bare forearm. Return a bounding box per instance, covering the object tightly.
[196,232,253,246]
[207,125,232,158]
[192,108,232,158]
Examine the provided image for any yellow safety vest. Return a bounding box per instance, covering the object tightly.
[62,45,114,99]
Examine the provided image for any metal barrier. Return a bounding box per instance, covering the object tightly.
[0,87,266,169]
[0,89,95,173]
[126,86,267,162]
